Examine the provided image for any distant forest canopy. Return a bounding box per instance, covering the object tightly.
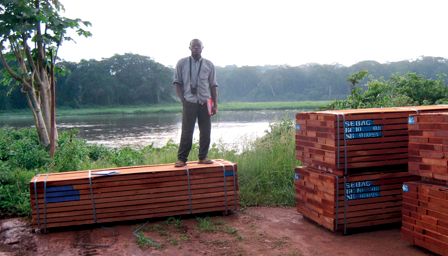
[1,54,447,110]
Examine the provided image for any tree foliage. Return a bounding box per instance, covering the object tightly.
[0,0,91,146]
[106,53,174,104]
[53,53,176,108]
[319,71,448,110]
[2,55,448,109]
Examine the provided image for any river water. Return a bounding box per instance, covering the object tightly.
[0,110,298,149]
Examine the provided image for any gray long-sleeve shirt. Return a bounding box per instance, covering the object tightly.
[173,56,218,104]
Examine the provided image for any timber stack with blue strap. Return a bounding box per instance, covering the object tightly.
[30,159,238,232]
[294,105,448,234]
[402,113,448,254]
[295,166,419,233]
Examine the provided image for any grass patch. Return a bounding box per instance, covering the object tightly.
[136,232,160,248]
[168,238,179,245]
[228,115,299,207]
[0,101,329,117]
[205,239,230,247]
[196,216,222,233]
[219,101,330,111]
[195,216,239,236]
[165,216,186,229]
[134,216,191,248]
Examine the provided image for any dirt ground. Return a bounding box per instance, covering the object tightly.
[0,207,439,256]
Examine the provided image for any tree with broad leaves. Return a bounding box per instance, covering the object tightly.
[0,0,91,147]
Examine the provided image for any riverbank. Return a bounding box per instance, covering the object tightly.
[0,101,330,117]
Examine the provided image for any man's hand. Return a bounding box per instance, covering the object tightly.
[212,105,218,115]
[174,82,185,104]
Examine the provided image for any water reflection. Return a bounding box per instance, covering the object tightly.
[0,110,296,149]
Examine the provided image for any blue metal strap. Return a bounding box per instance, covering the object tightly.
[88,170,97,223]
[216,159,237,210]
[33,174,42,230]
[344,176,347,235]
[182,166,193,214]
[342,114,347,175]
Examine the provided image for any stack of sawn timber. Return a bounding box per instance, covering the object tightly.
[294,106,448,233]
[30,159,238,232]
[296,105,448,176]
[402,113,448,255]
[295,165,419,232]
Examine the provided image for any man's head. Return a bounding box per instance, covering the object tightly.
[189,39,203,59]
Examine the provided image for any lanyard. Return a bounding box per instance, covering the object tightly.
[189,56,203,88]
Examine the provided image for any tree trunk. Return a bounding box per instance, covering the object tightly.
[27,86,51,146]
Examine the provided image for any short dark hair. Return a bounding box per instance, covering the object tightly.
[190,39,202,46]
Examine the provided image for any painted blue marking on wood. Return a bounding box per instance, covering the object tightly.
[296,124,301,130]
[344,120,375,127]
[344,125,382,133]
[46,190,79,198]
[346,186,381,195]
[295,174,300,180]
[345,180,374,189]
[225,171,234,177]
[346,192,380,200]
[46,186,74,193]
[345,131,382,139]
[45,195,80,203]
[408,117,415,124]
[45,185,80,203]
[402,184,409,192]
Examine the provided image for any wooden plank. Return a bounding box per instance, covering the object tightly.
[296,107,448,175]
[30,159,239,230]
[32,195,239,224]
[295,166,419,232]
[31,175,237,205]
[402,181,448,255]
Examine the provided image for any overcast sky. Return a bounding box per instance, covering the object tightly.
[58,0,448,68]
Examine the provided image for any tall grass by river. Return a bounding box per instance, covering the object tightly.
[0,115,300,217]
[0,101,330,117]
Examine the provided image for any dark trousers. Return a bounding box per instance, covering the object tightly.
[177,101,211,162]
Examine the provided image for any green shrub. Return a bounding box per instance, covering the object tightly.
[0,169,37,216]
[51,129,90,172]
[0,127,50,170]
[87,143,112,161]
[110,146,143,167]
[320,72,448,110]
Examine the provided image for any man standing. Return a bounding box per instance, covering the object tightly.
[173,39,218,167]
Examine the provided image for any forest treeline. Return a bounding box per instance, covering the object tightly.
[1,54,447,110]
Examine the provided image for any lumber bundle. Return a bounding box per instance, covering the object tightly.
[408,113,448,181]
[29,159,238,232]
[296,105,448,176]
[295,166,420,233]
[402,181,448,256]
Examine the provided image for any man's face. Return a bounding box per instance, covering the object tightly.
[189,40,203,55]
